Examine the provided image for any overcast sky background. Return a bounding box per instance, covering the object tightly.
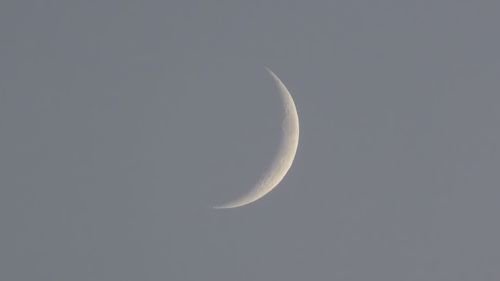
[1,1,500,280]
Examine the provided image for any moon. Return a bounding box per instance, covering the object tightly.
[214,68,300,209]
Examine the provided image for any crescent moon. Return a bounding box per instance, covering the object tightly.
[214,68,300,209]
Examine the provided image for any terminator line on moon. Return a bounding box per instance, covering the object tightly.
[214,68,300,209]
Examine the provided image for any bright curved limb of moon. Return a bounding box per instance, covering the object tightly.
[214,68,300,209]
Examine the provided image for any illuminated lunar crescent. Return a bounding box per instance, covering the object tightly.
[214,68,300,209]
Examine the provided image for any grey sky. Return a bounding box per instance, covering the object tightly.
[1,1,499,280]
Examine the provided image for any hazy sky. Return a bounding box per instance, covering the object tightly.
[1,1,500,280]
